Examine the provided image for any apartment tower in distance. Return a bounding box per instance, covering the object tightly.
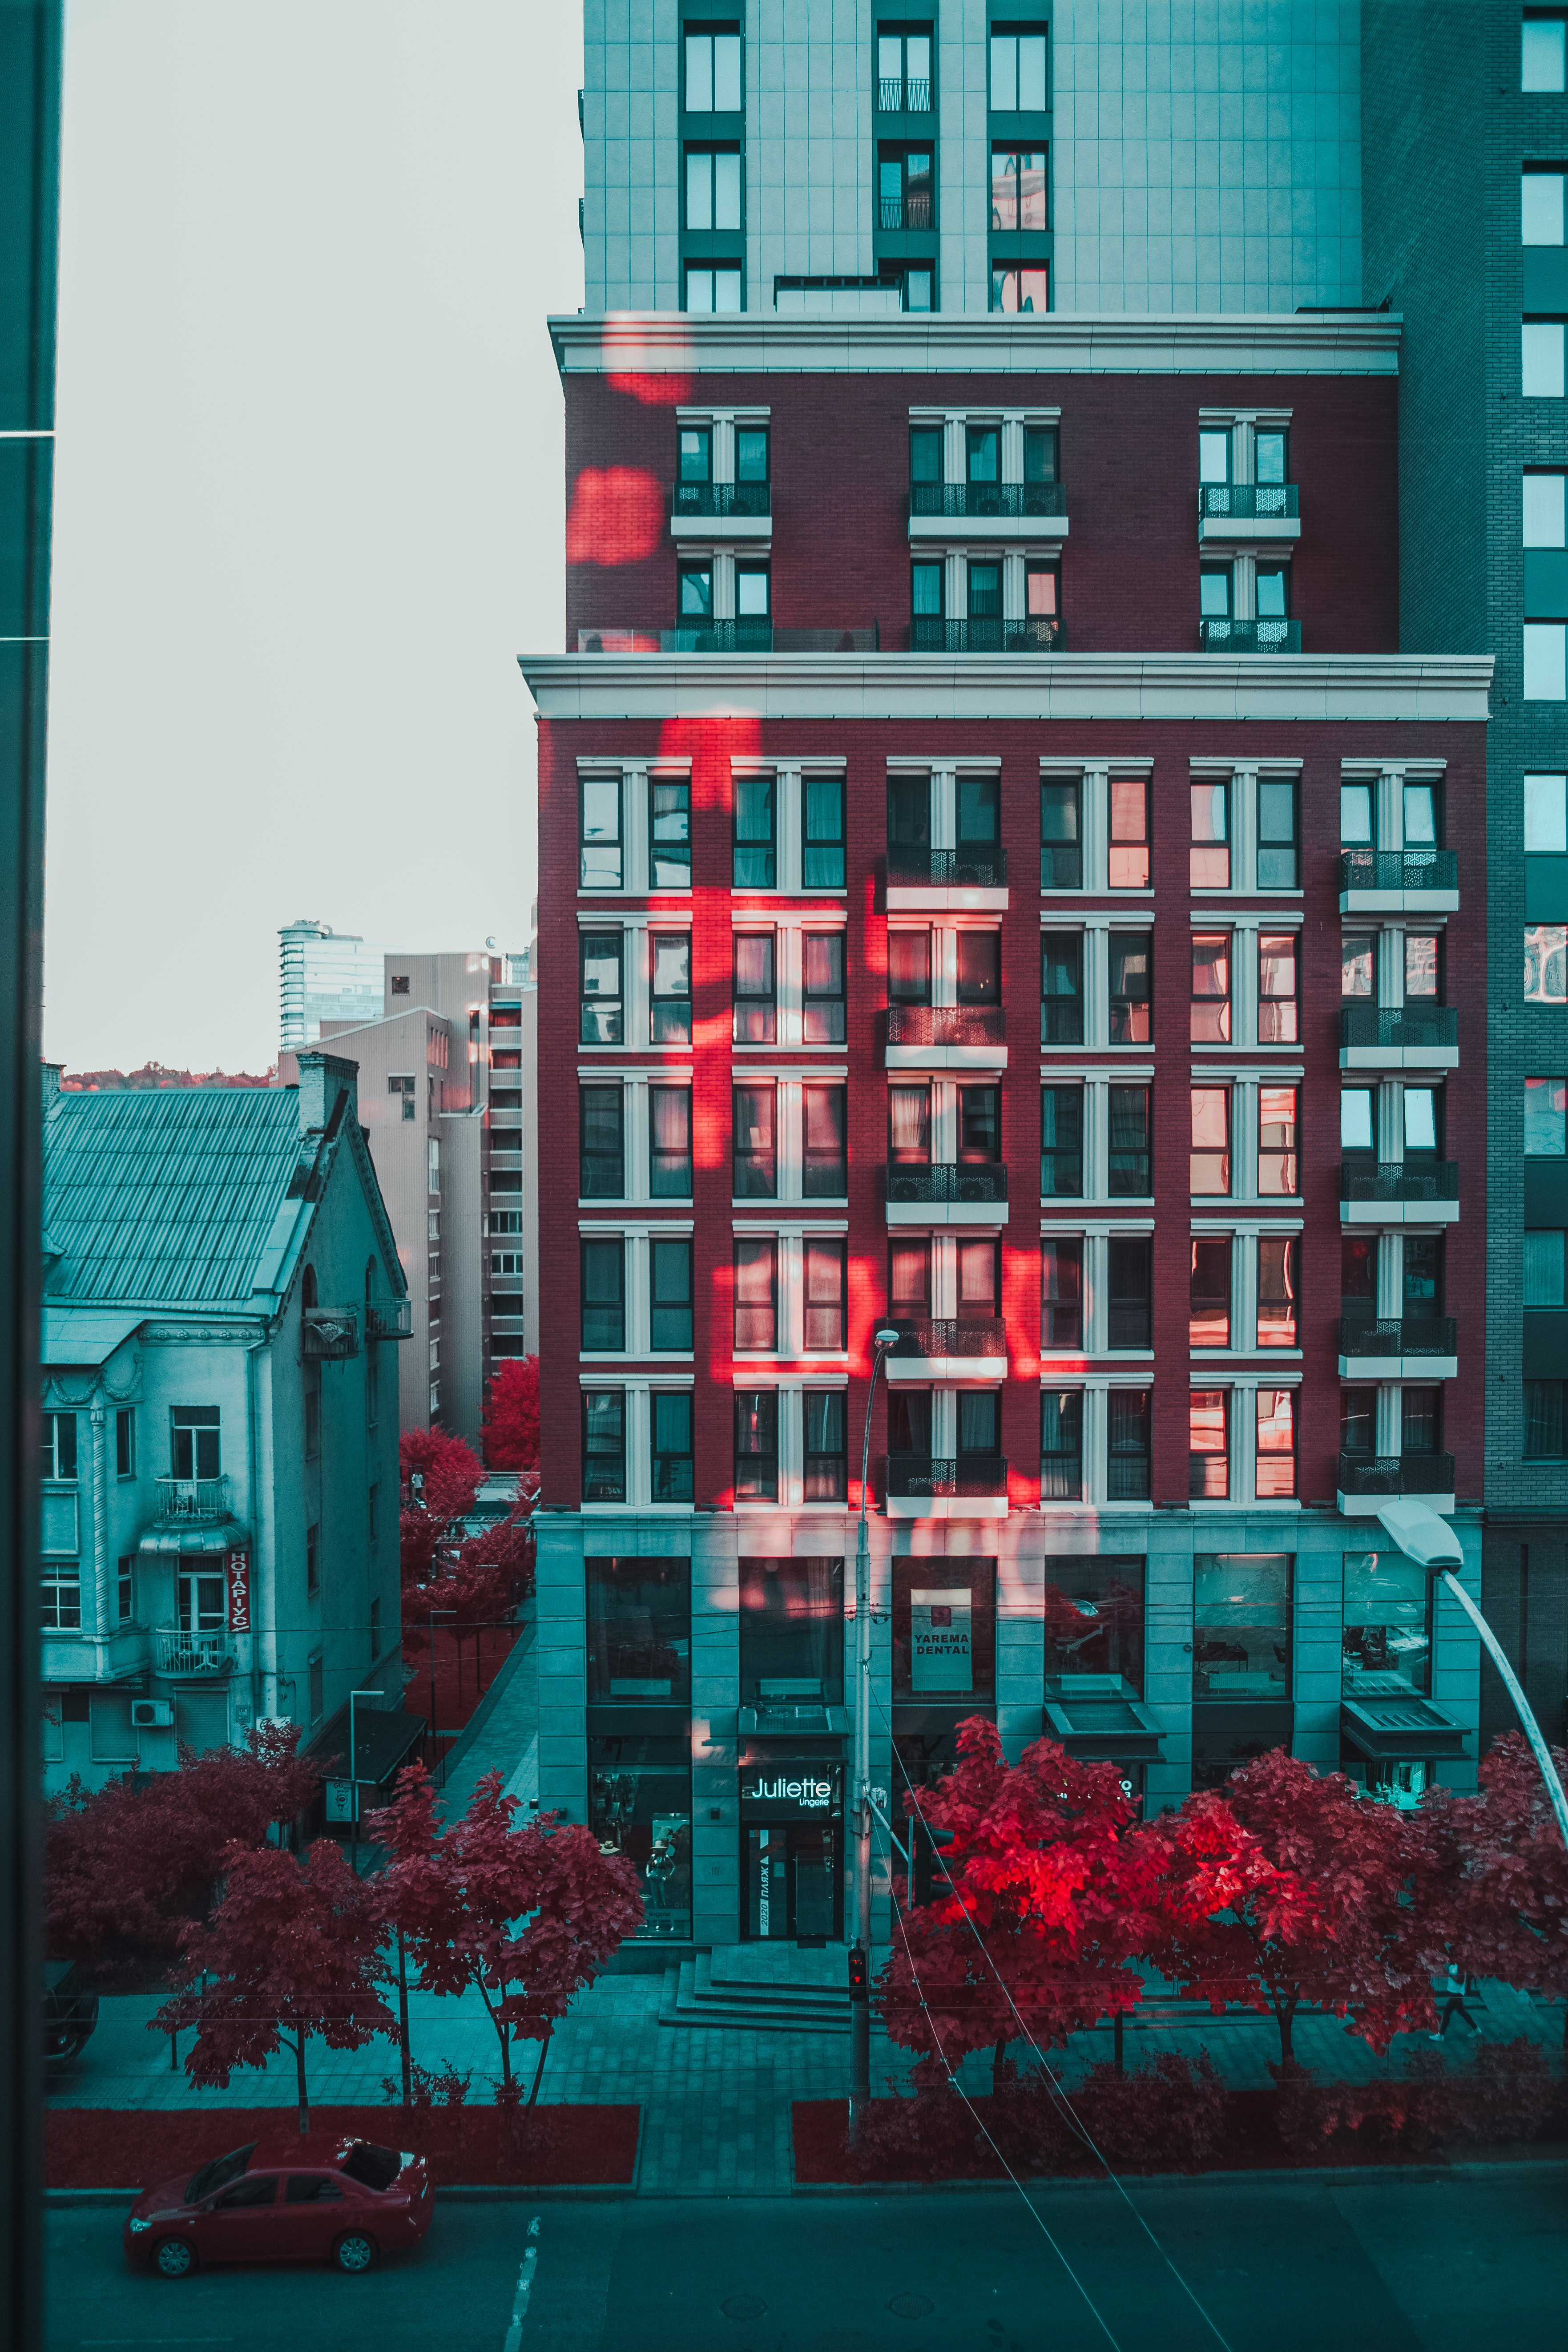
[518,3,1492,1961]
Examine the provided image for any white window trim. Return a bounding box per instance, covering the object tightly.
[1339,759,1448,854]
[1038,1067,1154,1206]
[1038,758,1156,898]
[576,758,694,899]
[730,1072,849,1207]
[576,1375,698,1513]
[576,1070,694,1210]
[731,758,850,897]
[729,1226,851,1364]
[727,1375,850,1511]
[731,910,850,1050]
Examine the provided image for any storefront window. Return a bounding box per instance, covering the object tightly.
[1192,1553,1291,1699]
[585,1557,691,1705]
[738,1557,844,1703]
[891,1558,996,1699]
[1042,1556,1145,1693]
[589,1734,691,1939]
[740,1745,842,1940]
[1342,1551,1431,1695]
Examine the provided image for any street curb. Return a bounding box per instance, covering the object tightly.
[46,2182,638,2208]
[789,2155,1568,2196]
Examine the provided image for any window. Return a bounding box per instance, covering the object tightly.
[736,564,770,620]
[1342,930,1375,999]
[303,1366,321,1459]
[108,1407,133,1478]
[990,24,1048,109]
[651,1240,693,1351]
[650,1085,693,1198]
[678,424,711,485]
[685,146,741,231]
[589,1728,692,1934]
[1524,319,1566,398]
[1109,934,1152,1043]
[803,1394,847,1500]
[1258,1086,1298,1195]
[734,932,776,1041]
[1405,932,1439,999]
[1040,777,1081,888]
[1189,1390,1229,1497]
[967,559,1002,623]
[989,259,1051,311]
[805,1239,846,1349]
[40,1565,80,1632]
[1258,933,1298,1042]
[1340,781,1374,846]
[957,930,1000,1005]
[1342,1233,1375,1320]
[1108,1237,1151,1348]
[1257,564,1290,620]
[1191,779,1229,887]
[1200,564,1232,619]
[1527,771,1568,851]
[651,933,691,1044]
[1341,1386,1377,1458]
[803,933,846,1042]
[390,973,410,995]
[588,1555,690,1697]
[1107,1391,1150,1501]
[803,1084,847,1197]
[734,1085,777,1197]
[966,424,1000,485]
[1403,1385,1442,1456]
[685,24,741,109]
[734,1240,778,1351]
[582,1392,626,1503]
[1040,932,1084,1044]
[889,1083,931,1165]
[1525,1227,1566,1304]
[734,775,775,888]
[1258,778,1299,888]
[388,1073,416,1123]
[580,775,622,890]
[651,779,692,888]
[889,1387,931,1463]
[580,930,623,1045]
[117,1556,135,1624]
[1526,13,1568,86]
[1041,1238,1082,1347]
[1040,1083,1083,1197]
[911,560,944,625]
[958,1238,999,1322]
[170,1407,219,1481]
[957,773,1000,858]
[304,1530,319,1602]
[890,1238,931,1319]
[428,1137,440,1195]
[1525,1379,1568,1456]
[1025,562,1058,624]
[41,1412,77,1481]
[1258,1237,1298,1348]
[990,147,1048,230]
[889,929,931,1004]
[958,1085,1000,1162]
[1256,1389,1297,1497]
[879,145,933,229]
[878,26,932,110]
[1190,933,1230,1043]
[1526,1075,1566,1155]
[1108,778,1149,888]
[1108,1085,1150,1196]
[685,264,743,314]
[891,1556,996,1698]
[491,1250,524,1276]
[651,1393,694,1503]
[1199,429,1231,484]
[1525,166,1567,249]
[735,1390,778,1501]
[1342,1551,1429,1695]
[679,561,713,622]
[580,1085,624,1199]
[908,426,942,488]
[803,775,845,888]
[1039,1392,1083,1501]
[1527,924,1568,1002]
[581,1239,625,1351]
[1191,1087,1230,1195]
[1193,1553,1291,1696]
[1190,1239,1230,1347]
[1255,429,1288,484]
[957,1389,1000,1464]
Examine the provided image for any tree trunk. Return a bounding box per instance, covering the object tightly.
[1276,1993,1298,2068]
[397,1929,412,2106]
[1113,2013,1125,2078]
[292,2031,310,2136]
[991,2035,1010,2095]
[527,2023,552,2107]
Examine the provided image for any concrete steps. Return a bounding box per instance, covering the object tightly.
[659,1947,854,2034]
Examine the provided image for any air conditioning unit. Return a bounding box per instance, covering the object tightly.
[132,1700,174,1730]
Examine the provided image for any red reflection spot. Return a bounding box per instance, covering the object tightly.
[607,371,695,406]
[657,712,762,807]
[566,467,665,565]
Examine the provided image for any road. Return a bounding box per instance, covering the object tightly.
[45,2171,1568,2352]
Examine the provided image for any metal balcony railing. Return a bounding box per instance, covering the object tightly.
[878,75,931,110]
[153,1476,232,1524]
[576,625,879,654]
[1338,1316,1458,1360]
[886,1004,1005,1048]
[366,1297,413,1340]
[1339,1005,1459,1052]
[1339,850,1459,895]
[1339,1161,1460,1205]
[879,197,934,230]
[887,844,1008,888]
[889,1317,1008,1361]
[1337,1453,1457,1498]
[910,615,1064,654]
[302,1307,359,1359]
[1198,618,1302,652]
[884,1162,1008,1205]
[910,481,1067,520]
[886,1453,1009,1500]
[156,1626,235,1676]
[1197,484,1299,519]
[670,481,771,519]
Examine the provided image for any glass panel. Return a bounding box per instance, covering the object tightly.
[1189,1390,1229,1498]
[1527,923,1568,1004]
[1198,430,1230,484]
[1525,774,1568,853]
[736,565,770,617]
[890,1239,931,1315]
[1340,783,1374,845]
[1525,1380,1568,1456]
[803,1392,847,1499]
[1343,1552,1430,1694]
[649,1086,692,1197]
[888,931,931,1001]
[1199,566,1232,617]
[1109,934,1151,1042]
[1108,1086,1150,1195]
[1403,782,1439,845]
[734,1240,777,1351]
[1038,1391,1084,1502]
[1042,1239,1081,1347]
[1255,1389,1296,1497]
[1525,1075,1567,1154]
[803,1084,846,1197]
[1255,565,1289,619]
[733,1085,777,1196]
[1524,19,1567,89]
[1258,933,1298,1042]
[1405,933,1439,998]
[1254,431,1287,484]
[1402,1385,1441,1454]
[1257,780,1298,887]
[734,775,775,888]
[735,427,768,482]
[1107,1391,1150,1499]
[958,1086,1000,1161]
[739,1558,844,1700]
[802,774,845,888]
[967,426,1000,483]
[1108,779,1149,888]
[650,779,691,887]
[1341,1089,1375,1154]
[1342,933,1375,997]
[889,1085,930,1163]
[1040,932,1083,1044]
[967,561,1002,618]
[650,934,691,1044]
[956,931,1000,1003]
[957,773,999,844]
[1193,1553,1291,1698]
[958,1239,998,1318]
[892,1559,996,1698]
[803,1239,845,1349]
[580,1085,624,1198]
[1191,1086,1230,1194]
[650,1392,693,1501]
[1341,1387,1377,1456]
[1190,783,1229,888]
[1258,1085,1298,1196]
[650,1240,693,1353]
[1040,1084,1083,1197]
[1043,1556,1144,1686]
[589,1733,691,1940]
[734,1389,778,1501]
[713,32,741,109]
[1524,1228,1566,1305]
[1040,779,1082,888]
[908,428,942,484]
[1107,1238,1151,1348]
[1404,1087,1439,1155]
[958,1390,999,1454]
[581,1238,625,1351]
[1190,933,1230,1041]
[911,560,943,617]
[580,777,622,889]
[1258,1237,1298,1347]
[1189,1239,1230,1347]
[582,1393,625,1502]
[803,932,845,1042]
[1524,168,1566,243]
[679,565,713,617]
[1023,427,1057,483]
[733,932,776,1043]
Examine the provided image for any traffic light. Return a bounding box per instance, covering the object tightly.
[911,1819,957,1906]
[846,1943,869,1998]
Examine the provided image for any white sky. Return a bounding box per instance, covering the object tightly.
[43,0,583,1075]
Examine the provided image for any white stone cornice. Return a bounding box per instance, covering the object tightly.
[518,652,1493,726]
[548,311,1403,380]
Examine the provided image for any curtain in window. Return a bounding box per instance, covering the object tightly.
[889,1087,929,1159]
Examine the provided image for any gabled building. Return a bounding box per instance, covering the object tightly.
[39,1054,410,1793]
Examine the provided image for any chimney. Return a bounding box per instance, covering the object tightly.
[41,1062,62,1106]
[294,1051,359,1137]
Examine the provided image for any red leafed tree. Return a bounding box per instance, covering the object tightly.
[46,1723,320,1984]
[1150,1750,1451,2066]
[876,1719,1167,2091]
[152,1838,395,2133]
[483,1356,540,1475]
[1439,1732,1568,2030]
[399,1425,484,1588]
[370,1764,642,2102]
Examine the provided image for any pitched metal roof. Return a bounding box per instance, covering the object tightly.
[41,1307,146,1365]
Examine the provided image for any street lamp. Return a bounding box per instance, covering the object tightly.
[850,1325,902,2145]
[347,1688,380,1877]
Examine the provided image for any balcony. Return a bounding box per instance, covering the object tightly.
[885,1003,1006,1071]
[909,616,1064,654]
[1337,1453,1457,1517]
[1197,619,1302,653]
[153,1477,232,1525]
[669,481,771,541]
[885,1453,1010,1520]
[1339,1004,1459,1072]
[908,481,1068,543]
[885,1317,1008,1383]
[366,1296,413,1340]
[877,75,931,112]
[1338,1317,1459,1380]
[303,1307,359,1359]
[1338,850,1459,914]
[576,624,879,655]
[156,1625,236,1678]
[1340,1161,1460,1226]
[884,1161,1008,1228]
[879,198,934,231]
[886,844,1008,912]
[1196,483,1301,548]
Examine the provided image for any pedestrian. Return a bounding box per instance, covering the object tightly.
[1430,1964,1478,2040]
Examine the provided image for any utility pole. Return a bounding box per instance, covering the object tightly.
[849,1327,901,2146]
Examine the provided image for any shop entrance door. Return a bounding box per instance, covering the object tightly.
[746,1824,838,1940]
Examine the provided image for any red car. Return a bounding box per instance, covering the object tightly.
[123,2136,433,2278]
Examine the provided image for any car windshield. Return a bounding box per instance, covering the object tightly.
[339,2142,400,2192]
[184,2144,257,2204]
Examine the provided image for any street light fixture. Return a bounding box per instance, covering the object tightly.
[849,1326,902,2145]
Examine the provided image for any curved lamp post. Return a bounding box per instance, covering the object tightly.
[849,1325,902,2144]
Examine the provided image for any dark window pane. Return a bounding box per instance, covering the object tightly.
[803,1084,847,1196]
[1044,1554,1143,1686]
[1041,932,1083,1044]
[650,1086,692,1198]
[1107,1392,1150,1500]
[1193,1553,1291,1699]
[1108,1086,1150,1195]
[587,1557,690,1699]
[740,1557,844,1697]
[1039,1389,1084,1501]
[1040,1084,1083,1198]
[1108,1238,1152,1349]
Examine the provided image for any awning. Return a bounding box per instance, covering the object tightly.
[738,1701,850,1739]
[1341,1694,1470,1763]
[1375,1499,1464,1568]
[41,1307,144,1367]
[304,1703,427,1788]
[139,1522,246,1557]
[1043,1681,1165,1764]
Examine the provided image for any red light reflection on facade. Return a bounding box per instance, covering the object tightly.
[565,466,665,565]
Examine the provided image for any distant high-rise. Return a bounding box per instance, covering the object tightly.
[278,920,387,1050]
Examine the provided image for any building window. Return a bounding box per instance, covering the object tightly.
[1108,1085,1150,1195]
[1524,1227,1566,1304]
[1189,1239,1230,1347]
[588,1555,691,1698]
[1259,1085,1299,1195]
[889,928,932,1005]
[1254,779,1296,887]
[735,1390,778,1501]
[1191,1087,1231,1195]
[117,1555,135,1624]
[1190,932,1230,1042]
[1109,934,1152,1043]
[890,1237,931,1319]
[388,1073,416,1123]
[1191,779,1229,887]
[428,1137,440,1195]
[1256,1389,1297,1497]
[1200,564,1232,620]
[580,930,623,1045]
[803,775,845,888]
[803,932,846,1042]
[1524,318,1566,398]
[990,23,1048,108]
[1341,1385,1377,1459]
[1189,1390,1229,1498]
[1042,1238,1082,1347]
[649,933,692,1044]
[1108,1237,1152,1348]
[1343,1551,1429,1694]
[685,145,741,231]
[650,777,691,888]
[1342,930,1375,1001]
[590,1732,692,1940]
[1405,930,1440,1000]
[1108,778,1149,888]
[685,22,741,109]
[685,264,742,314]
[1257,563,1290,621]
[804,1083,848,1197]
[1258,1236,1298,1347]
[41,1412,77,1481]
[1041,932,1084,1045]
[582,1392,626,1503]
[650,1085,693,1198]
[651,1393,694,1502]
[990,146,1047,230]
[1340,780,1374,845]
[1040,1083,1083,1197]
[1107,1390,1150,1501]
[1525,12,1568,86]
[878,144,933,230]
[877,26,932,112]
[803,1394,848,1500]
[911,560,944,627]
[1525,1379,1568,1456]
[305,1526,320,1599]
[581,1239,626,1352]
[1040,776,1082,888]
[734,775,775,888]
[679,562,713,625]
[390,973,410,995]
[170,1406,220,1481]
[957,930,1000,1005]
[959,1084,1000,1162]
[40,1564,81,1631]
[110,1407,134,1478]
[1258,933,1299,1042]
[651,1239,693,1351]
[368,1485,379,1548]
[1527,923,1568,1003]
[1525,1074,1567,1154]
[959,1237,1000,1321]
[805,1239,847,1349]
[890,1083,931,1166]
[303,1367,321,1460]
[1043,1555,1142,1685]
[580,1085,624,1199]
[1402,1384,1443,1457]
[989,264,1049,314]
[734,932,777,1041]
[1193,1554,1291,1697]
[1039,1391,1083,1501]
[734,1240,778,1351]
[580,774,622,890]
[737,563,770,621]
[308,1655,324,1724]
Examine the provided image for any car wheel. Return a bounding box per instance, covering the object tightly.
[332,2232,378,2274]
[154,2239,196,2280]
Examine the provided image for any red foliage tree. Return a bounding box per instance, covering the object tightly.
[398,1425,484,1585]
[1437,1732,1568,2030]
[875,1719,1167,2090]
[483,1356,540,1475]
[46,1723,320,1984]
[152,1838,395,2133]
[1149,1750,1451,2065]
[369,1764,642,2102]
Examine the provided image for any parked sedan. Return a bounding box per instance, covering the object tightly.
[123,2136,433,2277]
